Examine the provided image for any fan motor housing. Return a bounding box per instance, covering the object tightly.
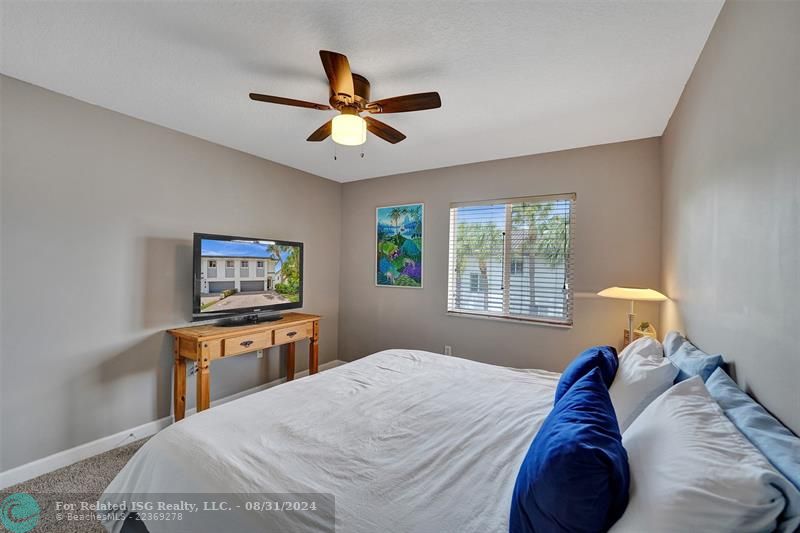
[330,73,370,110]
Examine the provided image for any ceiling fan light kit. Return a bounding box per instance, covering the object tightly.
[249,50,441,146]
[332,111,367,146]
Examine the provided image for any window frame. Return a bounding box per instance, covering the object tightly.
[446,193,576,327]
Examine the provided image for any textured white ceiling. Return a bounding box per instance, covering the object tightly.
[1,1,722,182]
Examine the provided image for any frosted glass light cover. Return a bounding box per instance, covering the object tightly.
[332,114,367,146]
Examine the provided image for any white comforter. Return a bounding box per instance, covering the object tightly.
[101,349,559,533]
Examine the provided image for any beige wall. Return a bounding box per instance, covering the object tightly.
[661,1,800,433]
[339,138,663,371]
[0,75,342,470]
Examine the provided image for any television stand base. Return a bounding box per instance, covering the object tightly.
[217,313,283,327]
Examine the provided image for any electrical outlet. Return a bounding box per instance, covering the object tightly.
[444,345,452,356]
[257,349,264,359]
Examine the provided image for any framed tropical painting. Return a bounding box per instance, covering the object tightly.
[376,203,423,288]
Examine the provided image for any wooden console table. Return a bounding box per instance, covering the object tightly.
[168,312,320,421]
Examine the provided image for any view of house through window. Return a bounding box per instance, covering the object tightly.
[447,193,575,325]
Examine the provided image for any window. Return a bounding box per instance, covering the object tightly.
[256,261,264,268]
[510,257,524,275]
[225,260,234,268]
[241,260,249,268]
[447,193,575,326]
[469,273,484,293]
[208,260,217,268]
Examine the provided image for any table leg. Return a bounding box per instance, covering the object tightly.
[286,342,296,381]
[174,355,186,422]
[196,354,211,412]
[309,321,319,375]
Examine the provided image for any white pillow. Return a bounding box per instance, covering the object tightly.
[609,337,677,432]
[611,377,800,533]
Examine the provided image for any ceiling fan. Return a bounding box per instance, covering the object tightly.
[249,50,441,146]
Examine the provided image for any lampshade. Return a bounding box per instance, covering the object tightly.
[597,287,668,301]
[331,113,367,146]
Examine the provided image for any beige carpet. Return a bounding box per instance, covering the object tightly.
[0,438,148,533]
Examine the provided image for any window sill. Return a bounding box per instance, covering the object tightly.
[445,310,573,329]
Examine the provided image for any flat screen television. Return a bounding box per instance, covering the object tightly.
[193,232,303,322]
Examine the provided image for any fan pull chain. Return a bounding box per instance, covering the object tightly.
[332,145,366,160]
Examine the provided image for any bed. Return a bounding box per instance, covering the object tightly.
[100,349,561,533]
[102,341,800,533]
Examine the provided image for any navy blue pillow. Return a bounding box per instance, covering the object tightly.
[554,345,618,403]
[510,367,630,533]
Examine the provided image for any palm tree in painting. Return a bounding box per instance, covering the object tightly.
[389,207,408,235]
[511,202,569,314]
[407,205,422,237]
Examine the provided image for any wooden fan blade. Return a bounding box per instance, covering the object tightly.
[368,92,441,114]
[319,50,355,99]
[364,116,406,144]
[249,93,331,110]
[307,120,333,142]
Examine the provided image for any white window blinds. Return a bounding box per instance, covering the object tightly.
[447,193,575,326]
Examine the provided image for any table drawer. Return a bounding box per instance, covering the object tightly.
[222,331,272,357]
[274,323,312,344]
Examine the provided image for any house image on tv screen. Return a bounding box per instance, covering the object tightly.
[199,238,300,313]
[202,255,280,293]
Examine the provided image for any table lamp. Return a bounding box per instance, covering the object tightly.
[597,287,668,344]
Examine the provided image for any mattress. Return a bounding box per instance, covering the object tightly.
[100,349,560,532]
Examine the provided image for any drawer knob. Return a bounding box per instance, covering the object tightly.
[286,331,297,338]
[240,340,254,347]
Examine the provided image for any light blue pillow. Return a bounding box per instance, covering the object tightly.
[662,330,685,358]
[706,368,800,492]
[668,339,723,383]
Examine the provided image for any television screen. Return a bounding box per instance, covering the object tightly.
[193,233,303,318]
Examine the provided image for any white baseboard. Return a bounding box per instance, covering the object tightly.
[0,360,345,490]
